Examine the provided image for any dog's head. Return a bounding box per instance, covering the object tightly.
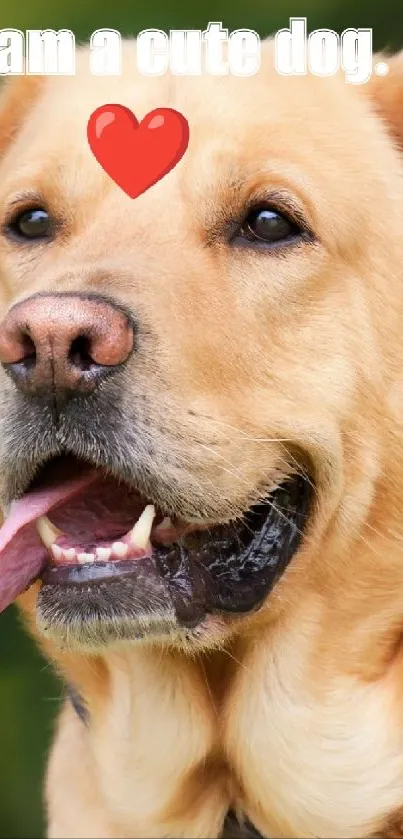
[0,42,403,653]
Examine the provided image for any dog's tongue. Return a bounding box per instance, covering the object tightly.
[0,471,98,613]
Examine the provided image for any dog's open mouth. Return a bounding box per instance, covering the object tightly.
[0,454,312,645]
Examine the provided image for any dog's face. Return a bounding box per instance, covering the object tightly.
[0,42,403,655]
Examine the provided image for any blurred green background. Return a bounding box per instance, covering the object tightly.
[2,0,403,837]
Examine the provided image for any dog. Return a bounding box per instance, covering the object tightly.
[1,38,403,838]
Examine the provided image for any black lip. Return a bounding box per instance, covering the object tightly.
[37,474,312,638]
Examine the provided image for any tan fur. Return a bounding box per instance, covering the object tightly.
[2,40,403,837]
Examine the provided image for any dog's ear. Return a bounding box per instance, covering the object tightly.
[368,52,403,149]
[0,75,44,158]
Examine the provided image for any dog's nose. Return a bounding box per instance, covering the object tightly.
[0,293,134,399]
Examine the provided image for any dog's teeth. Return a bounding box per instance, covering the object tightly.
[96,547,112,561]
[36,515,63,549]
[111,541,128,558]
[77,552,95,564]
[51,544,63,561]
[130,504,156,549]
[63,548,76,561]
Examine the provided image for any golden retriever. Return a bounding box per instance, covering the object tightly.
[1,38,403,838]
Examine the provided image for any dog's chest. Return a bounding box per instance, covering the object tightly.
[222,637,403,838]
[68,642,403,838]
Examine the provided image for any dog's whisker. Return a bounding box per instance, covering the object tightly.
[196,443,251,484]
[362,519,403,543]
[217,645,254,677]
[198,658,220,719]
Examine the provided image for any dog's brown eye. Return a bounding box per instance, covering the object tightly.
[241,207,299,244]
[10,208,51,240]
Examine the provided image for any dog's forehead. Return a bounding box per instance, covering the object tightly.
[3,41,366,180]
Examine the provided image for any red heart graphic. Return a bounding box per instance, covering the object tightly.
[87,104,189,199]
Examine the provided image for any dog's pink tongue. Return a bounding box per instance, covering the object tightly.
[0,472,97,613]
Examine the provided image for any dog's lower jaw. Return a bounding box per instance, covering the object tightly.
[33,473,312,652]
